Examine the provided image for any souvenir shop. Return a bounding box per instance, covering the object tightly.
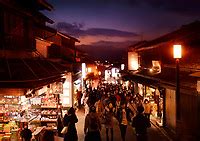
[136,83,164,126]
[0,73,73,140]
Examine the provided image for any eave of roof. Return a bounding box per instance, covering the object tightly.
[123,67,197,90]
[190,71,200,78]
[37,0,54,11]
[0,58,67,88]
[57,32,80,43]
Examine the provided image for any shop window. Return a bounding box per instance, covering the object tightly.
[151,60,161,73]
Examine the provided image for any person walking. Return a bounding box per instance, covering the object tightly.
[57,114,64,137]
[76,89,83,109]
[103,102,115,141]
[20,125,32,141]
[143,99,152,121]
[116,102,131,141]
[63,107,78,141]
[42,130,55,141]
[84,106,102,141]
[132,106,151,141]
[95,99,104,118]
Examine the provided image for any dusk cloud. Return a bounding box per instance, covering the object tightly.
[44,0,200,61]
[84,28,138,37]
[90,40,136,48]
[52,22,139,38]
[77,40,138,61]
[45,0,200,43]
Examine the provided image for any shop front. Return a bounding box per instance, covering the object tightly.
[0,81,63,140]
[73,72,82,107]
[135,83,164,126]
[0,58,67,140]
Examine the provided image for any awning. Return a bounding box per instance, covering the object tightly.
[122,67,197,90]
[190,71,200,78]
[122,71,159,88]
[0,58,67,89]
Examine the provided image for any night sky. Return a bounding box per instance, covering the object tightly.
[43,0,200,60]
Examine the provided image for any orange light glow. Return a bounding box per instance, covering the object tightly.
[88,67,92,73]
[128,52,139,70]
[173,45,182,59]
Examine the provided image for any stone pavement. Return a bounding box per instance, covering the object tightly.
[55,108,172,141]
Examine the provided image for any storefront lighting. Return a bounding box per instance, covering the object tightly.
[150,87,155,92]
[111,68,115,77]
[62,97,70,105]
[121,64,125,70]
[128,52,139,70]
[61,73,72,106]
[105,70,109,80]
[82,63,86,79]
[49,89,53,94]
[88,67,92,73]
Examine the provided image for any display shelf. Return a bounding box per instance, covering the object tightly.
[40,106,57,109]
[32,105,58,109]
[0,121,9,124]
[29,120,41,125]
[41,114,57,116]
[40,120,57,122]
[31,105,41,109]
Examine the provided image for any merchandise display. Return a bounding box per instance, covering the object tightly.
[0,91,61,140]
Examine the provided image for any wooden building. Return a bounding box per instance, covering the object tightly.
[0,0,69,96]
[127,21,200,141]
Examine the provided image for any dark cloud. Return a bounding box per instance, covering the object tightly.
[53,22,139,37]
[90,40,137,48]
[84,28,138,37]
[53,22,84,36]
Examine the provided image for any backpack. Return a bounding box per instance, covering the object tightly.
[89,115,98,130]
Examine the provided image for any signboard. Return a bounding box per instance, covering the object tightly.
[128,52,139,70]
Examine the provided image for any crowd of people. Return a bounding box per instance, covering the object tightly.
[19,79,153,141]
[56,80,152,141]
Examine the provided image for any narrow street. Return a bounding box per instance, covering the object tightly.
[57,108,171,141]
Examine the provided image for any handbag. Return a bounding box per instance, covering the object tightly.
[61,126,68,134]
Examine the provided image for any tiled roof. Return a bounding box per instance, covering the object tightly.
[130,21,200,50]
[0,58,67,88]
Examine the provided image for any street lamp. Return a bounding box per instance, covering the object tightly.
[173,44,182,120]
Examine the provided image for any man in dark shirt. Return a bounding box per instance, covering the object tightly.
[132,106,151,141]
[20,125,32,141]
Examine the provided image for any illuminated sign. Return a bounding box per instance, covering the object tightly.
[128,52,139,70]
